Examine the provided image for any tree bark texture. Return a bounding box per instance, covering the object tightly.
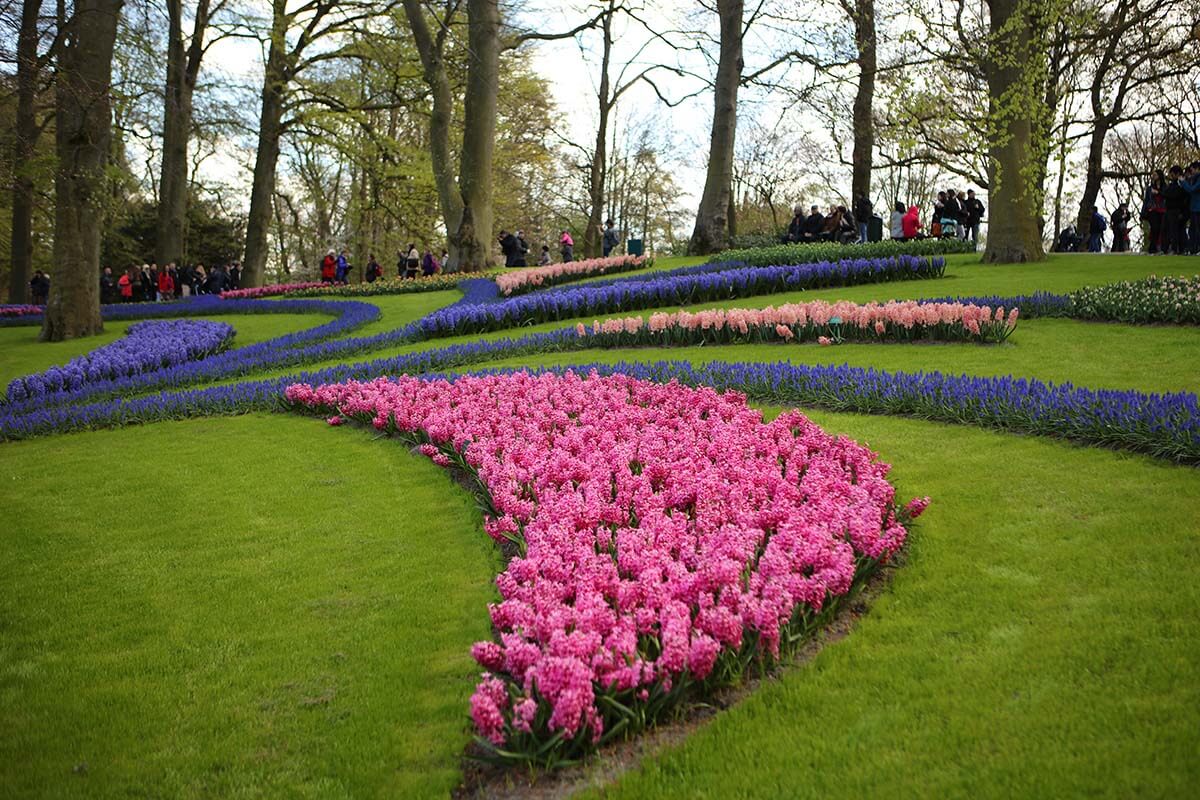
[452,0,500,271]
[584,6,614,258]
[42,0,123,342]
[9,0,42,303]
[849,0,876,205]
[156,0,212,267]
[982,0,1046,263]
[688,0,743,255]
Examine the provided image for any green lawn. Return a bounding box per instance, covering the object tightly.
[0,415,500,798]
[1,251,1198,798]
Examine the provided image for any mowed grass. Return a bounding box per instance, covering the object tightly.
[583,410,1200,799]
[0,414,500,798]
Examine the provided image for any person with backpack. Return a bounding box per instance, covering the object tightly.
[421,247,439,276]
[602,219,620,257]
[1087,206,1107,252]
[365,254,382,282]
[320,249,337,283]
[405,243,420,278]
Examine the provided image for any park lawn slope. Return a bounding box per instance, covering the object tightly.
[0,414,500,798]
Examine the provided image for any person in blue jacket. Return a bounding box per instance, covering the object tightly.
[1087,206,1107,252]
[1182,161,1200,255]
[335,250,351,282]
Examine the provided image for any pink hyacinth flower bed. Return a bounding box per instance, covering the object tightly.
[285,370,928,765]
[495,255,650,296]
[576,300,1019,347]
[220,281,338,299]
[0,304,44,317]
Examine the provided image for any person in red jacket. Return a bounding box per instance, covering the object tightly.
[901,205,925,240]
[157,263,175,301]
[320,249,337,283]
[118,269,133,302]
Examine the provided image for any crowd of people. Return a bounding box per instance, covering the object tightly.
[1058,162,1200,254]
[97,261,241,303]
[782,190,986,246]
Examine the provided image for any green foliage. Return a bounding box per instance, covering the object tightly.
[100,195,245,269]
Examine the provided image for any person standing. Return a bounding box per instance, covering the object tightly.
[100,267,116,304]
[1111,203,1132,253]
[118,268,133,302]
[30,270,49,304]
[366,253,382,282]
[192,265,207,294]
[321,249,337,283]
[422,247,438,276]
[157,263,175,300]
[889,202,905,240]
[602,219,619,257]
[1182,161,1200,254]
[940,190,962,238]
[1087,206,1107,252]
[1142,171,1167,253]
[335,250,351,283]
[405,243,420,278]
[853,195,872,243]
[963,190,985,245]
[560,229,574,262]
[228,262,241,291]
[1164,165,1189,254]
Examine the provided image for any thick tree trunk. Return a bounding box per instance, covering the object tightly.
[403,0,465,263]
[9,0,41,304]
[688,0,743,255]
[241,2,288,288]
[452,0,499,271]
[42,0,123,341]
[156,0,211,267]
[982,0,1046,264]
[584,9,614,258]
[850,0,876,204]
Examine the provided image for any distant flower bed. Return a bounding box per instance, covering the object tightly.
[0,304,43,318]
[419,255,946,337]
[220,281,333,299]
[1069,274,1200,324]
[5,319,234,403]
[285,371,926,765]
[496,255,650,296]
[710,237,976,268]
[579,300,1018,347]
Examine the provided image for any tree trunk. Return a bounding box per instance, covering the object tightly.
[42,0,123,342]
[453,0,499,271]
[1075,118,1110,237]
[403,0,467,267]
[156,0,211,267]
[9,0,41,304]
[982,0,1046,264]
[241,1,289,287]
[584,7,614,258]
[688,0,743,255]
[850,0,876,204]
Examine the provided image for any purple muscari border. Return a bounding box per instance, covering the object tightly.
[7,319,235,403]
[2,324,1196,463]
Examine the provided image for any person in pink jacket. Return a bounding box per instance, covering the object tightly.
[560,230,574,262]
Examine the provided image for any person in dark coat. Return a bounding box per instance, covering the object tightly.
[963,190,985,245]
[853,196,872,243]
[499,230,522,267]
[365,254,382,282]
[1087,206,1107,252]
[602,219,619,257]
[30,270,50,304]
[784,205,806,243]
[100,267,116,304]
[1142,171,1167,253]
[1111,203,1132,252]
[228,262,241,291]
[801,206,825,241]
[206,264,228,295]
[1164,165,1190,254]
